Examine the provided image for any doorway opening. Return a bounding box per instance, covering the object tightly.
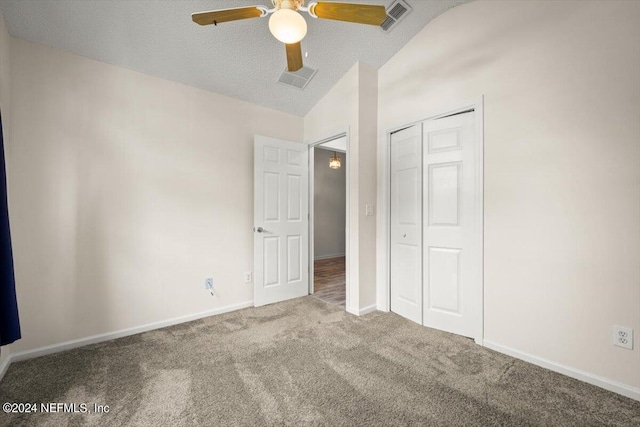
[309,135,348,308]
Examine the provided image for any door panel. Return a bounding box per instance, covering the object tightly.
[254,135,309,306]
[428,162,462,226]
[423,111,479,338]
[428,127,462,153]
[287,235,302,282]
[263,172,280,221]
[390,124,422,324]
[264,236,280,287]
[287,174,301,220]
[427,247,461,313]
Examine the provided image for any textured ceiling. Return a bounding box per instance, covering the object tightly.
[0,0,467,116]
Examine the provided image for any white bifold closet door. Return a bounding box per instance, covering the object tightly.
[390,124,423,324]
[391,110,481,340]
[423,111,480,339]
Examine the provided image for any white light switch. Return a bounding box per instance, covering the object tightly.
[365,203,375,216]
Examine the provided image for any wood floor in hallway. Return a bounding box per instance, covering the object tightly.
[313,256,346,307]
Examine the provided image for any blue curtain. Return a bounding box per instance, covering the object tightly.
[0,110,20,347]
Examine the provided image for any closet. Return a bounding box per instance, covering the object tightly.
[390,109,482,341]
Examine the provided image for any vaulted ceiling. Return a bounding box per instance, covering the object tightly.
[0,0,467,116]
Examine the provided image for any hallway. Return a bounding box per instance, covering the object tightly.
[313,256,345,307]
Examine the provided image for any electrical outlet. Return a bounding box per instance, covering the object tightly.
[205,278,213,290]
[244,271,252,283]
[613,326,633,350]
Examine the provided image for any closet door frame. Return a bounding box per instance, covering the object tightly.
[382,96,484,345]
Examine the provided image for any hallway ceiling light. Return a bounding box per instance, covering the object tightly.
[329,152,341,169]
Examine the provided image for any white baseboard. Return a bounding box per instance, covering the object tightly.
[358,304,378,315]
[0,300,253,380]
[483,340,640,401]
[314,253,345,261]
[346,304,377,316]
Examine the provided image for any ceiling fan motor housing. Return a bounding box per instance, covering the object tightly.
[274,0,305,11]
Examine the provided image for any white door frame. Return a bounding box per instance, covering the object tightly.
[382,96,484,344]
[308,132,350,310]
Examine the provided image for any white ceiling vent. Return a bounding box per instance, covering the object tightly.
[380,0,412,33]
[277,66,318,90]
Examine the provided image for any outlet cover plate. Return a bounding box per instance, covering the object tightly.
[244,272,252,283]
[613,326,633,350]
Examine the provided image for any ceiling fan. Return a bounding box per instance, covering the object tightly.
[192,0,387,72]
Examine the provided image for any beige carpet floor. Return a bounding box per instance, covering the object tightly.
[0,296,638,426]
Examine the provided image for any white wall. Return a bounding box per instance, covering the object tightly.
[377,0,640,390]
[305,63,359,311]
[304,62,378,312]
[0,8,11,369]
[0,10,8,115]
[357,64,378,308]
[314,148,346,259]
[7,38,303,353]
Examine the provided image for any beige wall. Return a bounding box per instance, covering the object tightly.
[304,62,378,312]
[8,38,303,353]
[305,63,360,311]
[377,0,640,389]
[357,64,378,309]
[314,148,346,259]
[0,9,8,116]
[0,8,11,368]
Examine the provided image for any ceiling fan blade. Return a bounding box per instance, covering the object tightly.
[285,42,303,72]
[311,2,387,26]
[192,6,264,26]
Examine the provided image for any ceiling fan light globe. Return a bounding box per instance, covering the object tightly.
[269,9,307,44]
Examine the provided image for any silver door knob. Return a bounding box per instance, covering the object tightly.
[254,227,264,233]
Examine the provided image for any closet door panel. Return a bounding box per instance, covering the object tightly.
[390,124,423,324]
[423,111,479,339]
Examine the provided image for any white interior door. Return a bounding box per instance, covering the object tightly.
[390,124,423,324]
[254,135,309,307]
[422,111,480,339]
